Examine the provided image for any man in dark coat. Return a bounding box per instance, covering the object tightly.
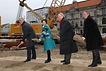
[58,13,78,65]
[82,11,104,67]
[18,18,36,62]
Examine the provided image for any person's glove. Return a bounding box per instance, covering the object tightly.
[20,41,24,44]
[57,35,60,39]
[32,38,39,42]
[82,37,85,40]
[39,39,41,42]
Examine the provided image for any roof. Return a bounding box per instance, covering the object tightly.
[1,24,10,28]
[52,0,102,12]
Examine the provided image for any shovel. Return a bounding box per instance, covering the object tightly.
[17,43,22,48]
[10,43,22,50]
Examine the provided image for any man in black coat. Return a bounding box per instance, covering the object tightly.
[58,13,78,65]
[82,11,104,67]
[18,18,36,62]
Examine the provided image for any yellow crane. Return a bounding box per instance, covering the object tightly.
[8,0,66,38]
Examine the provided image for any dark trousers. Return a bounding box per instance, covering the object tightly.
[47,50,51,60]
[92,49,101,64]
[26,41,36,60]
[64,54,71,63]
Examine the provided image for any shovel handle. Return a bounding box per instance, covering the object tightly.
[17,43,22,48]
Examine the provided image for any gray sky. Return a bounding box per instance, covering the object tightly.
[0,0,85,24]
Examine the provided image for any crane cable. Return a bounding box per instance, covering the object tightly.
[43,0,48,7]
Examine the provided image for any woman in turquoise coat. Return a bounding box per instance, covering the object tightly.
[39,19,56,63]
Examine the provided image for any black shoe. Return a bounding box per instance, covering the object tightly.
[88,64,97,67]
[44,59,51,63]
[23,59,31,62]
[63,62,70,65]
[61,60,65,63]
[32,57,36,60]
[98,61,102,65]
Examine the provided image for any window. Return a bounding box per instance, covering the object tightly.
[71,21,75,28]
[102,28,106,33]
[95,18,98,23]
[80,13,82,18]
[75,24,79,29]
[102,0,106,2]
[71,13,74,19]
[30,21,37,23]
[80,30,83,35]
[102,17,106,24]
[80,21,83,26]
[102,8,106,15]
[94,10,97,16]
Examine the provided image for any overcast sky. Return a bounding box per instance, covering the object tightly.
[0,0,85,24]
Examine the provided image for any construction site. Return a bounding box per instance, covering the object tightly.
[0,0,106,71]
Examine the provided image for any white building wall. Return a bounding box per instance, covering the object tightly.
[2,24,10,35]
[26,7,49,24]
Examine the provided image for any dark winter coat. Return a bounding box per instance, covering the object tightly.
[60,18,78,54]
[21,21,36,46]
[83,15,104,51]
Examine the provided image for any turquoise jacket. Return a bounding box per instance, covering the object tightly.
[40,24,56,51]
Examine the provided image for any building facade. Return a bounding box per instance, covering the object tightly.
[64,0,106,34]
[26,7,49,24]
[26,0,106,35]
